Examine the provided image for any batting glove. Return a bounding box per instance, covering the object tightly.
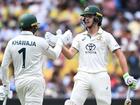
[45,29,73,46]
[0,85,9,100]
[60,30,73,45]
[0,84,13,100]
[45,32,58,47]
[123,72,137,89]
[0,85,5,100]
[45,29,63,47]
[56,29,63,36]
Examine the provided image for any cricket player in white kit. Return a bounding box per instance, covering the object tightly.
[61,5,137,105]
[0,13,65,105]
[44,5,137,105]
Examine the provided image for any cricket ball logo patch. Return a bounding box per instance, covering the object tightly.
[85,43,96,54]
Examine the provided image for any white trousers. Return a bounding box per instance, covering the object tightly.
[15,77,45,105]
[70,71,111,105]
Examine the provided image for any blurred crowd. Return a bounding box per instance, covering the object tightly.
[0,0,140,99]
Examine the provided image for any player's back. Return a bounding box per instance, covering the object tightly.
[8,31,48,80]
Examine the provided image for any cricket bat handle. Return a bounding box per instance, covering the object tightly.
[124,87,131,105]
[2,96,7,105]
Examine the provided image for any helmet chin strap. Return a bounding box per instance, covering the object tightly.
[31,29,37,34]
[81,17,89,32]
[31,25,39,35]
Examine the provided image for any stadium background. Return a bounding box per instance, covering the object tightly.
[0,0,140,104]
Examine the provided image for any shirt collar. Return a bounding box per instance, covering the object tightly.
[21,31,34,35]
[84,27,103,37]
[96,27,103,35]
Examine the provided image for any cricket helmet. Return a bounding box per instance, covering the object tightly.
[19,13,39,31]
[81,5,103,26]
[81,5,102,17]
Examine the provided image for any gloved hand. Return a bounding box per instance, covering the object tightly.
[60,30,73,45]
[56,29,63,36]
[0,85,5,100]
[45,29,73,46]
[123,73,137,89]
[0,85,12,100]
[0,85,9,100]
[45,32,58,47]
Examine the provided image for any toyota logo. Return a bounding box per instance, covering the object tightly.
[86,43,96,51]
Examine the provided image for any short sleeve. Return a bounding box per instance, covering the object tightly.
[105,34,120,52]
[72,35,80,51]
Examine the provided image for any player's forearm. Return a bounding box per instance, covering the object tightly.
[115,49,128,73]
[62,46,73,59]
[118,55,129,73]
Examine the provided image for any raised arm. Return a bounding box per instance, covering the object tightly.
[45,29,74,59]
[62,46,78,59]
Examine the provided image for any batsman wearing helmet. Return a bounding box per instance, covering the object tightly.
[61,5,137,105]
[0,13,65,105]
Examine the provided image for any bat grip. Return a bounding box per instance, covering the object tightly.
[2,96,7,105]
[126,87,131,100]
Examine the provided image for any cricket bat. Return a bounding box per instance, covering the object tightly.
[124,87,131,105]
[2,96,7,105]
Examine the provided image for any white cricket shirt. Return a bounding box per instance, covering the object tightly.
[72,28,120,73]
[1,31,61,83]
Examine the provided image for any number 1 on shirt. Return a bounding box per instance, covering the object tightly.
[18,48,26,68]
